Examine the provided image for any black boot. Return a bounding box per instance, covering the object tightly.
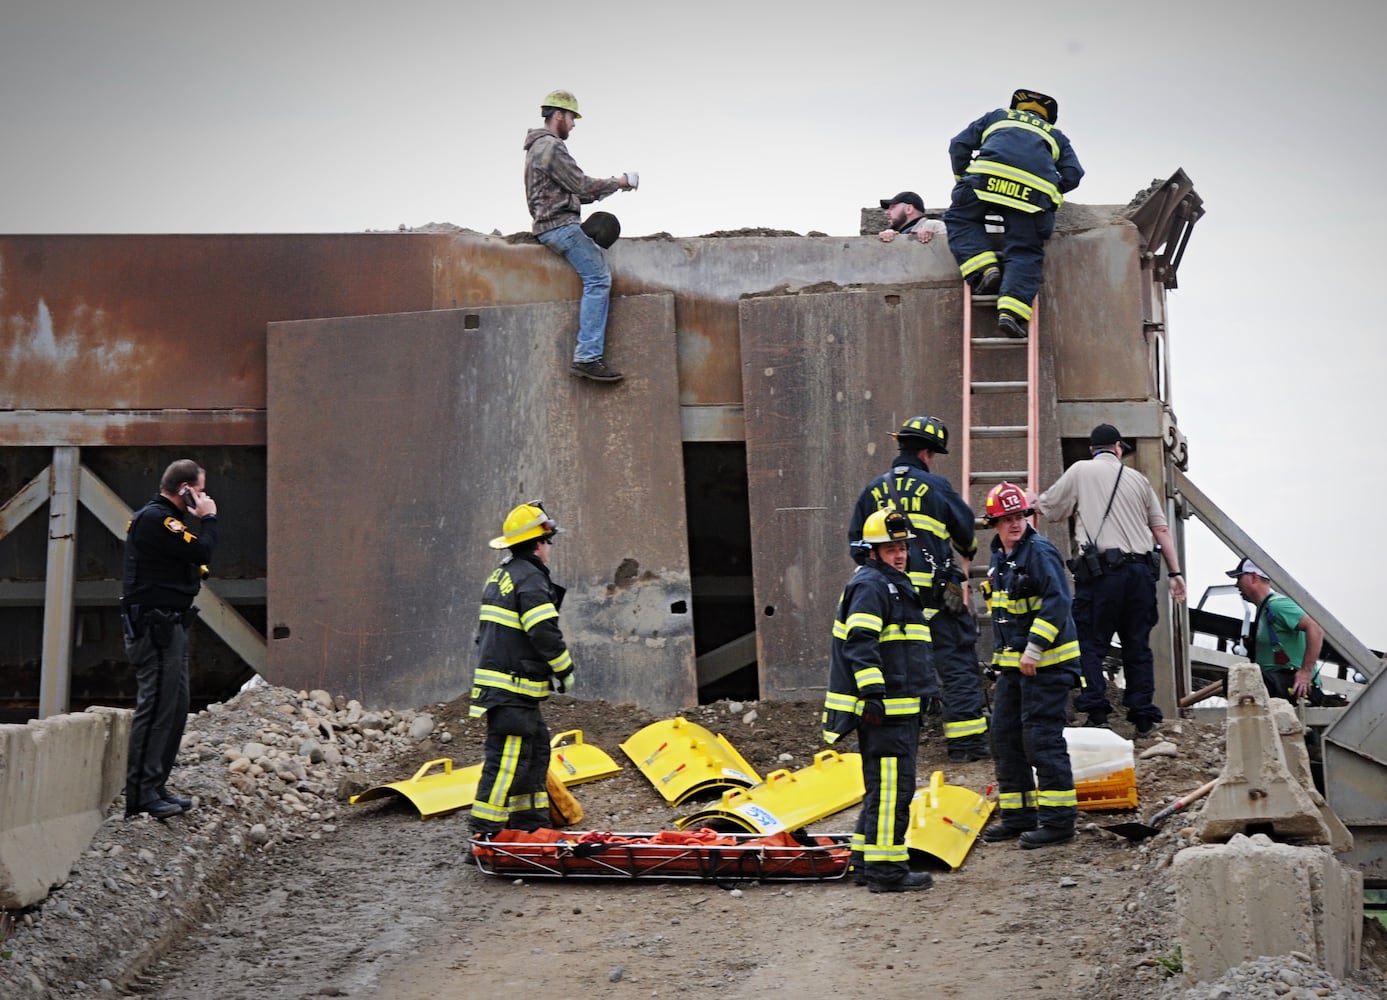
[867,871,934,893]
[1019,826,1074,850]
[981,822,1033,843]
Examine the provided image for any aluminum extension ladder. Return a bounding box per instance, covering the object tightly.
[959,286,1040,510]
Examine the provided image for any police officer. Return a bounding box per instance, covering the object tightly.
[121,459,218,819]
[979,483,1079,849]
[848,416,989,762]
[1033,423,1186,733]
[943,89,1084,339]
[822,508,935,892]
[468,501,574,841]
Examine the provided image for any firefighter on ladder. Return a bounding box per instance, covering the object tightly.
[467,501,574,845]
[849,416,990,762]
[943,89,1084,339]
[822,508,936,892]
[979,483,1080,849]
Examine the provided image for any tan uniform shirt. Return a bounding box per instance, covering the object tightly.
[1034,451,1167,554]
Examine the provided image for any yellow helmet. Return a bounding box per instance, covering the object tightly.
[541,89,581,119]
[861,507,915,545]
[489,501,561,550]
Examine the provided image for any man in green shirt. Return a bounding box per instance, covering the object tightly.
[1227,557,1325,705]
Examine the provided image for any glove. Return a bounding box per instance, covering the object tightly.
[552,672,573,694]
[860,698,885,726]
[942,580,967,615]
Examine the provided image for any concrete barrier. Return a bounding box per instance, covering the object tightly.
[0,707,129,908]
[1173,833,1362,983]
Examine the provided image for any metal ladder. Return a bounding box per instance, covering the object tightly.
[960,288,1040,509]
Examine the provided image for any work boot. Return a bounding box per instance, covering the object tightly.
[1084,711,1110,730]
[997,313,1027,339]
[570,358,624,383]
[867,871,934,893]
[159,787,193,811]
[981,822,1033,843]
[1019,826,1075,850]
[1134,718,1160,737]
[126,798,183,820]
[974,267,1002,296]
[947,741,991,763]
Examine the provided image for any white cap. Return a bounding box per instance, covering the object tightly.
[624,171,639,190]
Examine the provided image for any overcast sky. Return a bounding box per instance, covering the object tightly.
[3,1,1383,652]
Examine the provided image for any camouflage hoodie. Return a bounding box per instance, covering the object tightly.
[523,127,622,235]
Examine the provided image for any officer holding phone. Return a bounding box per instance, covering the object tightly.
[121,459,218,819]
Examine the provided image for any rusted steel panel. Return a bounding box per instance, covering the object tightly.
[740,288,976,700]
[0,409,266,447]
[1045,225,1151,402]
[266,293,696,713]
[0,235,450,411]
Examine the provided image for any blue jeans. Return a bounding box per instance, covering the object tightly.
[538,224,611,363]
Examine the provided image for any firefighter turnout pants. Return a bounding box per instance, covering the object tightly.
[470,704,551,835]
[943,180,1055,326]
[929,604,989,750]
[990,665,1078,834]
[852,715,921,883]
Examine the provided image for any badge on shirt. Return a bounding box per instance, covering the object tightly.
[163,516,195,542]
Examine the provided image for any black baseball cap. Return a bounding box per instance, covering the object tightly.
[879,191,925,212]
[1090,423,1135,456]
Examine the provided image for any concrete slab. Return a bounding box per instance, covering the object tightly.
[1271,700,1353,853]
[1173,833,1362,982]
[1198,664,1331,843]
[0,708,129,908]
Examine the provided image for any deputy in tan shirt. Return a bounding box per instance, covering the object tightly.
[1032,423,1184,734]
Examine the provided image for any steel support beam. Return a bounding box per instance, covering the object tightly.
[39,447,79,718]
[0,467,50,542]
[1174,468,1380,680]
[77,464,268,677]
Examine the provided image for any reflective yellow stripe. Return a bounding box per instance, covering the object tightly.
[960,250,1000,277]
[845,612,883,634]
[472,667,550,697]
[520,603,559,630]
[998,791,1028,811]
[1037,789,1078,808]
[945,717,988,739]
[863,755,907,862]
[968,153,1063,202]
[992,641,1080,669]
[883,696,921,716]
[1031,618,1059,642]
[905,512,948,540]
[547,649,572,672]
[473,734,523,823]
[824,691,858,712]
[998,296,1032,321]
[908,570,933,592]
[880,623,930,643]
[979,118,1062,160]
[479,604,522,629]
[854,666,886,689]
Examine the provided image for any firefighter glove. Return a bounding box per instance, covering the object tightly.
[861,697,885,726]
[942,580,967,615]
[552,672,573,694]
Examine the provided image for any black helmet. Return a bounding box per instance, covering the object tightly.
[582,211,621,249]
[890,415,948,455]
[1010,89,1059,124]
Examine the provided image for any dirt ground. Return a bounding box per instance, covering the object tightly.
[2,685,1384,999]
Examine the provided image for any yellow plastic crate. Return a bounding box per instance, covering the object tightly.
[1076,766,1138,812]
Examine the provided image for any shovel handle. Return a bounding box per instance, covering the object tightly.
[1148,778,1218,827]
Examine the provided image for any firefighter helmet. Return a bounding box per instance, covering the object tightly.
[890,415,949,455]
[861,507,915,545]
[983,482,1032,524]
[541,89,582,118]
[489,501,561,549]
[1010,89,1058,123]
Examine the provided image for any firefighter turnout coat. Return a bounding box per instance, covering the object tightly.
[986,524,1079,671]
[469,552,574,716]
[949,107,1084,215]
[822,559,936,743]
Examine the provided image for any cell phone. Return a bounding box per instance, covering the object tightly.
[179,485,198,512]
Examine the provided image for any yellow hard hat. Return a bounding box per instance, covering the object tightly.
[489,501,561,550]
[541,89,581,118]
[862,507,915,545]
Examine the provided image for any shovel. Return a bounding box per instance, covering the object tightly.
[1103,778,1218,842]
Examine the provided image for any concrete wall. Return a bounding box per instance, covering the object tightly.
[0,708,129,907]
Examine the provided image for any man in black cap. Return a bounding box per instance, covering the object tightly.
[1032,424,1185,734]
[943,89,1083,338]
[877,191,946,244]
